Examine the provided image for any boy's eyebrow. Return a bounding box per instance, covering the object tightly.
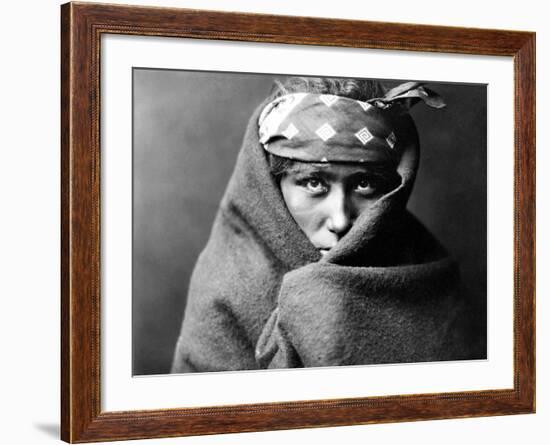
[286,163,384,177]
[286,163,331,175]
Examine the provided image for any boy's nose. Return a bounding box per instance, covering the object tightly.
[325,188,353,236]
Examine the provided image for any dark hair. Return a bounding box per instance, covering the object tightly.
[268,76,386,102]
[266,76,390,182]
[268,153,296,180]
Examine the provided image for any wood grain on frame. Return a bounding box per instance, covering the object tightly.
[60,2,536,442]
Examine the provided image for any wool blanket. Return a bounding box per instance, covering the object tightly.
[171,100,481,373]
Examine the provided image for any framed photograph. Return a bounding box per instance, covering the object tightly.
[61,2,535,442]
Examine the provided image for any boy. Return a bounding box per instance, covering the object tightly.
[171,77,480,372]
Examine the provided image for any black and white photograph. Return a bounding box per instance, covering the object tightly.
[132,69,487,376]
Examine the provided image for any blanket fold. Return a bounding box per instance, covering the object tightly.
[255,254,470,369]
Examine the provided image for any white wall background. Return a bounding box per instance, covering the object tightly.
[0,0,546,444]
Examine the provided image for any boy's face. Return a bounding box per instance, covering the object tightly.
[280,162,395,256]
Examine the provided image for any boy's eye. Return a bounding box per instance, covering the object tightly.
[354,177,376,195]
[302,178,327,194]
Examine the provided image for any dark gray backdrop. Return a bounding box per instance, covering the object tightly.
[132,68,487,376]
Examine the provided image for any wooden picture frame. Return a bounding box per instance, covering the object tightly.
[61,1,535,442]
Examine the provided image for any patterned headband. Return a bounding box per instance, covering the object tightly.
[258,82,445,164]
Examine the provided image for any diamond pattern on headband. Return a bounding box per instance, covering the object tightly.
[386,131,397,149]
[357,101,372,112]
[355,127,373,145]
[258,93,308,143]
[282,123,299,140]
[316,123,336,141]
[320,95,338,107]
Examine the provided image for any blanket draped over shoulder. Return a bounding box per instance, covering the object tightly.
[171,100,483,373]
